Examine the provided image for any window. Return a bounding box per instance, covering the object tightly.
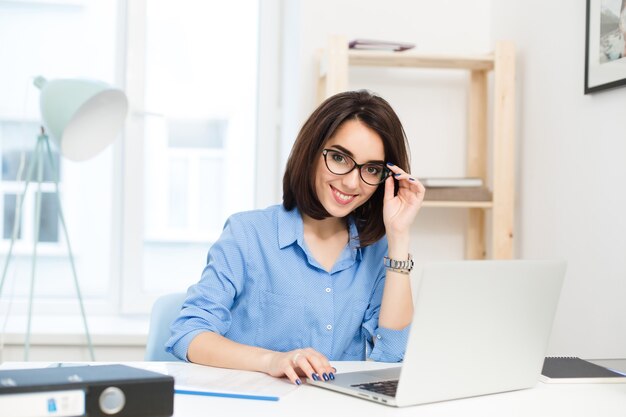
[144,118,227,242]
[0,0,278,320]
[0,1,118,316]
[1,122,61,243]
[122,0,267,312]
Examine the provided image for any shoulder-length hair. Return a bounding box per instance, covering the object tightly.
[283,90,411,247]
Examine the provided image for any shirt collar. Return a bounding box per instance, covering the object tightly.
[347,217,363,261]
[277,205,363,261]
[278,205,302,249]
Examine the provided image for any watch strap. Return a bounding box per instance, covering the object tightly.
[383,254,414,272]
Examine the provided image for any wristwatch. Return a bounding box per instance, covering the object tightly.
[383,254,414,272]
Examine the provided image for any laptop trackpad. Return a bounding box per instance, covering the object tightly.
[356,366,401,381]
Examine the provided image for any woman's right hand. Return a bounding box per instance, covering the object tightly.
[264,347,336,385]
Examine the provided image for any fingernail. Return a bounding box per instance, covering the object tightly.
[409,177,416,181]
[312,373,320,381]
[386,162,394,166]
[329,373,335,380]
[296,379,302,386]
[394,173,401,177]
[323,373,329,381]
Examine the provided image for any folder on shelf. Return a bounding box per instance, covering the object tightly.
[423,186,492,202]
[419,177,483,187]
[348,39,415,52]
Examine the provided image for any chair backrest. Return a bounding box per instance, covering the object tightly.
[145,292,187,361]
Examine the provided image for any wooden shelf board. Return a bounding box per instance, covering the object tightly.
[422,201,493,208]
[348,50,495,71]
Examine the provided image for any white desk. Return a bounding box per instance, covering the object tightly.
[2,360,626,417]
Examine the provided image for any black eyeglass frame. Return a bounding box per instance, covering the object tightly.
[321,148,391,186]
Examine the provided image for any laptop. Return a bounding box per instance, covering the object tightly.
[307,260,566,407]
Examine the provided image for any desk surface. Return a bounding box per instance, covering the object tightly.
[2,360,626,416]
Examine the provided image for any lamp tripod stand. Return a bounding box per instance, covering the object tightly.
[0,75,127,361]
[0,129,95,360]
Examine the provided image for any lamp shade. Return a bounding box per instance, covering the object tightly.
[34,76,128,161]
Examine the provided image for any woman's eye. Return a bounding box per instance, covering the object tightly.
[365,165,382,175]
[332,153,347,164]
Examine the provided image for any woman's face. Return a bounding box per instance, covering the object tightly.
[314,119,385,218]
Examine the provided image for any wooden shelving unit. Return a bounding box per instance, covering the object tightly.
[316,36,515,259]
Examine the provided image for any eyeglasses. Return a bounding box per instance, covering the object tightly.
[322,149,390,186]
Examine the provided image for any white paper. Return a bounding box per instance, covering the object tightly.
[141,362,297,399]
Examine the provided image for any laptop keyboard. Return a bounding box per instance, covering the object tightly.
[351,379,398,397]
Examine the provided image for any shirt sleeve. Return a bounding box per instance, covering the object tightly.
[361,264,411,363]
[165,215,248,361]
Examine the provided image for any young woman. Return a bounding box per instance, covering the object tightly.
[166,90,425,386]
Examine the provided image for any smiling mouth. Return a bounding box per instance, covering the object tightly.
[331,185,357,205]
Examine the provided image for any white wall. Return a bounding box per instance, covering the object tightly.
[285,0,626,359]
[280,0,493,260]
[280,0,492,138]
[492,1,626,358]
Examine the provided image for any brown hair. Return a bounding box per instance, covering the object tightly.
[282,90,411,247]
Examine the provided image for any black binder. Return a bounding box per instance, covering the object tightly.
[0,364,174,416]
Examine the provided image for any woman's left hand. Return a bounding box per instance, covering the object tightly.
[382,163,425,238]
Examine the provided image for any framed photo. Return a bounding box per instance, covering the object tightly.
[585,0,626,93]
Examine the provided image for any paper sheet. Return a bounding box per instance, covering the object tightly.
[141,362,297,400]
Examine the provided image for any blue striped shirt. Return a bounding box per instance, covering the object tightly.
[166,204,410,362]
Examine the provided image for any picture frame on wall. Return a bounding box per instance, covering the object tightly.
[585,0,626,93]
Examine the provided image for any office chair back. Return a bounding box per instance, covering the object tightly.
[145,292,187,361]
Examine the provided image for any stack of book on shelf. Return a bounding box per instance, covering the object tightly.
[348,39,415,52]
[419,177,491,202]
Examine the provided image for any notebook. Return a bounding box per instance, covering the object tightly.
[540,357,626,383]
[307,260,566,407]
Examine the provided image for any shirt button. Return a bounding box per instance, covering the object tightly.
[325,287,331,293]
[376,334,382,340]
[326,324,333,331]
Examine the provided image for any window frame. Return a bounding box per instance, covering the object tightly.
[0,0,122,318]
[118,0,282,314]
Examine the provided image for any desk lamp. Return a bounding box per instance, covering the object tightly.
[0,76,128,360]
